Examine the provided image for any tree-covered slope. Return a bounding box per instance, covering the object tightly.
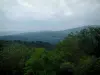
[1,26,100,75]
[0,25,99,44]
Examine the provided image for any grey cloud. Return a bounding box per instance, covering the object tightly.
[0,0,100,32]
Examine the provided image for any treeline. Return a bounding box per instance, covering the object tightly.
[0,40,55,75]
[0,26,100,75]
[0,40,55,49]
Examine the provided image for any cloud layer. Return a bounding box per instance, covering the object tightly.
[0,0,100,32]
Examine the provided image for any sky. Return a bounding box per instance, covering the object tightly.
[0,0,100,32]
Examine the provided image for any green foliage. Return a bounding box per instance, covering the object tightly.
[0,42,35,75]
[1,26,100,75]
[24,48,60,75]
[60,62,74,69]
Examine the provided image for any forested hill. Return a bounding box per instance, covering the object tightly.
[0,25,99,44]
[1,26,100,75]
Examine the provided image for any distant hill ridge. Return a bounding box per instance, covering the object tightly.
[0,25,99,44]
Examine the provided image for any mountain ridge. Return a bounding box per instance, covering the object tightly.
[0,25,99,44]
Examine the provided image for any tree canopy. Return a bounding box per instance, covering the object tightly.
[0,26,100,75]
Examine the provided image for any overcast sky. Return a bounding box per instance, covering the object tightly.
[0,0,100,32]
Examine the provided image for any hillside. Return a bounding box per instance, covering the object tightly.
[1,27,100,75]
[0,25,99,44]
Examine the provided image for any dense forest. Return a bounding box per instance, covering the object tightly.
[0,26,100,75]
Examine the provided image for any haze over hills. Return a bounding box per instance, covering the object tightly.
[0,31,23,36]
[0,25,99,44]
